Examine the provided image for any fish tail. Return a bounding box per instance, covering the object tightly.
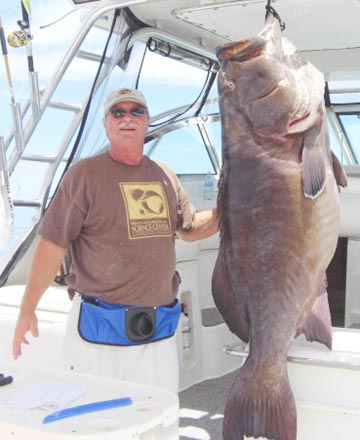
[223,360,296,440]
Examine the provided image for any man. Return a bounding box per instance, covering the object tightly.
[12,88,218,394]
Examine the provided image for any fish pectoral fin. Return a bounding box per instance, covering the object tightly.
[212,248,250,343]
[301,127,327,199]
[331,151,348,188]
[298,283,332,350]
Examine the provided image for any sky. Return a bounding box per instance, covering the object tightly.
[0,0,86,137]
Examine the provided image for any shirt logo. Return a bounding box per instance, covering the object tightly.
[120,182,172,239]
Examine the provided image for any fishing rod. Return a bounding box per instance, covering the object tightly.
[7,0,40,120]
[0,15,24,153]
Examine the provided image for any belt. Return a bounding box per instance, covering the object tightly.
[77,295,181,346]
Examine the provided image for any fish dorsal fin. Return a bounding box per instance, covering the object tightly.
[331,151,348,188]
[301,117,327,199]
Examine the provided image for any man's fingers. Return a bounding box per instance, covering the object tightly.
[12,338,23,359]
[31,327,39,338]
[13,328,31,359]
[12,312,38,359]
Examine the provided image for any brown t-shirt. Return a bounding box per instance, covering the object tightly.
[39,153,196,306]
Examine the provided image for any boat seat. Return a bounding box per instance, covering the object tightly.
[201,307,224,327]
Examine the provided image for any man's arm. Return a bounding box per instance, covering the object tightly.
[12,237,67,359]
[176,208,218,242]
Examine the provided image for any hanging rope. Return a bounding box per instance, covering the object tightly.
[265,0,286,31]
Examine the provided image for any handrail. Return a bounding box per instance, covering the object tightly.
[2,0,156,178]
[224,341,360,371]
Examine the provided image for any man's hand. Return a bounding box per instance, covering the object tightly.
[12,310,39,359]
[11,238,67,360]
[177,208,218,242]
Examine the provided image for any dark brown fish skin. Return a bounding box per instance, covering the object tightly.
[213,15,347,440]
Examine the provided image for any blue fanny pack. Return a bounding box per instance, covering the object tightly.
[77,295,181,346]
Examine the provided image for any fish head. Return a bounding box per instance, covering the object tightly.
[216,15,325,141]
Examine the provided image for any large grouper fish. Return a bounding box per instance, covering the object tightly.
[212,13,348,440]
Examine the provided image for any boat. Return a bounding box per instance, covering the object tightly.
[0,0,360,438]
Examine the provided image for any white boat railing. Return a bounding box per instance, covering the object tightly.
[224,336,360,371]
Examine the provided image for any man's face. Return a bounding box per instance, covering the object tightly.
[103,101,149,147]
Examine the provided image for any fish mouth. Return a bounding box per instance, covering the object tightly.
[289,112,310,127]
[216,37,266,62]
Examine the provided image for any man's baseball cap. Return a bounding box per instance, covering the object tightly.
[103,88,148,115]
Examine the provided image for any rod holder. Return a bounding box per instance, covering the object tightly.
[29,71,41,121]
[0,136,9,188]
[11,101,24,153]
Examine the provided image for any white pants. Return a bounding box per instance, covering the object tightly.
[62,293,179,392]
[62,294,180,439]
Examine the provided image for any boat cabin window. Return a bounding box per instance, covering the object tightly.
[337,114,360,163]
[327,81,360,166]
[145,121,221,174]
[138,45,215,120]
[133,39,221,174]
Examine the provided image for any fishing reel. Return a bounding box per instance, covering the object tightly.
[7,20,33,48]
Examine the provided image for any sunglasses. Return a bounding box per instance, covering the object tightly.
[109,107,147,118]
